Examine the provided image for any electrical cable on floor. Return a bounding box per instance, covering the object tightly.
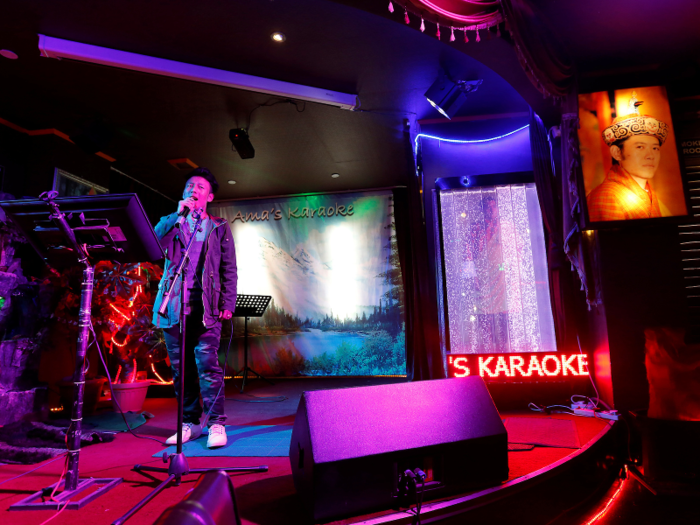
[90,322,167,446]
[528,337,613,418]
[38,499,70,525]
[528,402,576,415]
[34,455,71,525]
[227,393,287,403]
[577,335,613,410]
[47,455,68,501]
[0,453,68,487]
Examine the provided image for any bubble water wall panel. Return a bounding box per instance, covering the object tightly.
[439,184,556,354]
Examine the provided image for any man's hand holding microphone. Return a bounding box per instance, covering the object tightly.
[177,196,197,221]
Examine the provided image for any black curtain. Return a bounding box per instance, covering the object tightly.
[501,0,576,101]
[529,108,582,352]
[393,130,446,381]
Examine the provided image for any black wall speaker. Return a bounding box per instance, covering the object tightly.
[229,128,255,159]
[152,470,241,525]
[289,376,508,522]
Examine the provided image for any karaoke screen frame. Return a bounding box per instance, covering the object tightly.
[577,85,690,229]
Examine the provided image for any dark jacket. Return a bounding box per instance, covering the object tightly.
[151,212,237,329]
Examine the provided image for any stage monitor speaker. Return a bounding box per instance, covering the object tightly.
[152,470,241,525]
[289,376,508,522]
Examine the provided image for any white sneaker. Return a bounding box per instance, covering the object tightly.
[165,423,202,445]
[207,424,227,448]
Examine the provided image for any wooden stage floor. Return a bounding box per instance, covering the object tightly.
[0,378,616,525]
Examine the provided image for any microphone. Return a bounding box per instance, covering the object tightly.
[176,206,190,227]
[177,198,197,225]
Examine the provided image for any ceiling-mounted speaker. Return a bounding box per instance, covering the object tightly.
[229,128,255,159]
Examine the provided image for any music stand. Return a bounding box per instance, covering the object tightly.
[232,294,273,392]
[1,192,163,511]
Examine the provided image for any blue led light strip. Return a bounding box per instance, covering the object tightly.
[414,124,530,155]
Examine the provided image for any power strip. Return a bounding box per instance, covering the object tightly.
[572,407,620,421]
[571,401,597,410]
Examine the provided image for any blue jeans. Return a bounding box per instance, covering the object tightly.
[164,311,226,425]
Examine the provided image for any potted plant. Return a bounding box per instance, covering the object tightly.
[52,261,167,413]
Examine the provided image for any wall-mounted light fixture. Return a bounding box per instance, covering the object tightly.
[424,71,483,119]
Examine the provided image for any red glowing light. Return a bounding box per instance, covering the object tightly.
[584,476,626,525]
[109,303,131,321]
[150,362,173,385]
[447,353,589,382]
[111,333,129,347]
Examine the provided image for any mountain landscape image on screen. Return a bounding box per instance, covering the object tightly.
[210,191,406,377]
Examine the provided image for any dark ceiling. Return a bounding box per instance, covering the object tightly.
[1,1,698,202]
[529,0,700,76]
[0,0,530,201]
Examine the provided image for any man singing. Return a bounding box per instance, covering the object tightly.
[152,167,236,448]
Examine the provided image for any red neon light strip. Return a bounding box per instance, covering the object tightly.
[150,362,173,385]
[584,476,626,525]
[109,303,131,321]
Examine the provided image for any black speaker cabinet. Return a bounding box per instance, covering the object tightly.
[289,376,508,522]
[153,470,241,525]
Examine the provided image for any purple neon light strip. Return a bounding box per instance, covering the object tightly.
[414,124,530,155]
[37,35,358,110]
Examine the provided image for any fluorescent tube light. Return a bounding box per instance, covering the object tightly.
[38,34,358,111]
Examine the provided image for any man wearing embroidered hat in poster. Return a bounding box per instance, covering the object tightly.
[587,92,670,222]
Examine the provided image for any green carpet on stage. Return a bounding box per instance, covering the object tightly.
[82,411,148,432]
[154,425,293,457]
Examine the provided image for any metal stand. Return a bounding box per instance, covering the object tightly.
[113,214,267,525]
[232,295,273,392]
[7,192,124,511]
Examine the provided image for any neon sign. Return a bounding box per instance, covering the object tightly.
[447,353,589,382]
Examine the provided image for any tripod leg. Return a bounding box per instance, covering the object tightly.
[240,316,249,393]
[240,367,248,393]
[189,465,269,474]
[244,366,275,386]
[112,474,176,525]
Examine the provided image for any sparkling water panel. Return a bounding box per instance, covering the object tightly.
[440,184,556,354]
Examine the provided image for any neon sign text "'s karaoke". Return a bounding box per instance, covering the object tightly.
[447,353,589,382]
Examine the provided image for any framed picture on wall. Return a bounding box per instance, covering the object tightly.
[577,86,689,227]
[52,168,108,197]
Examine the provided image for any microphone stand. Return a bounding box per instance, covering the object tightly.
[113,210,267,525]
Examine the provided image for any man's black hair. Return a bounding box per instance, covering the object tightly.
[184,167,219,194]
[611,137,629,166]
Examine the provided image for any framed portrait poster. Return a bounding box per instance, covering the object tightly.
[578,86,688,226]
